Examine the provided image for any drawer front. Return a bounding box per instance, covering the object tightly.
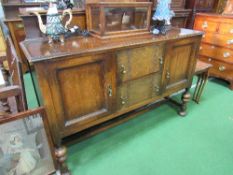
[202,33,233,49]
[219,22,233,35]
[199,56,233,79]
[117,44,164,83]
[199,43,233,63]
[194,18,218,33]
[117,73,161,110]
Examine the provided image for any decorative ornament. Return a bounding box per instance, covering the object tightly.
[33,1,73,44]
[151,0,175,35]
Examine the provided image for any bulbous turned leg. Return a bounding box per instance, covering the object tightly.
[179,89,191,117]
[55,146,70,175]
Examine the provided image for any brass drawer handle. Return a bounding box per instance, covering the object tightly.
[108,85,112,97]
[223,52,230,58]
[120,65,127,74]
[120,96,127,105]
[159,57,163,65]
[219,66,226,72]
[200,46,202,50]
[202,21,208,29]
[15,23,24,29]
[155,85,160,92]
[211,46,215,49]
[227,39,233,45]
[166,71,170,79]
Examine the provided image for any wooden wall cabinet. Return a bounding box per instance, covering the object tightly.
[20,28,202,147]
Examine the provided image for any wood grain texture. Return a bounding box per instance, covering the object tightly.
[194,13,233,89]
[20,28,202,145]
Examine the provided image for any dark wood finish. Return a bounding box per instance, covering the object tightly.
[20,28,202,156]
[4,8,86,72]
[19,7,87,39]
[186,0,219,28]
[194,13,233,90]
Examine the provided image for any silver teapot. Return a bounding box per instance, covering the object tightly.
[33,2,73,44]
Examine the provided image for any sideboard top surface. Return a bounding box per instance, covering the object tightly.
[20,28,203,63]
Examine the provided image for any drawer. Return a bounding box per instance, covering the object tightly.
[202,33,233,49]
[117,73,161,110]
[194,18,218,33]
[199,56,233,79]
[199,43,233,63]
[117,44,164,83]
[219,22,233,35]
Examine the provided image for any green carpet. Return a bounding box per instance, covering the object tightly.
[24,75,233,175]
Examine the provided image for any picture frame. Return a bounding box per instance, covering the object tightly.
[0,107,57,175]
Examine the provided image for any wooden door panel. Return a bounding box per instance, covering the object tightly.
[117,73,161,110]
[58,62,106,122]
[117,44,164,83]
[167,44,191,85]
[164,38,200,91]
[47,54,116,136]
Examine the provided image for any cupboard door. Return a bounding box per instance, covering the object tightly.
[163,38,200,92]
[47,54,116,136]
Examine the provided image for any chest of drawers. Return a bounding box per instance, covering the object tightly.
[194,13,233,89]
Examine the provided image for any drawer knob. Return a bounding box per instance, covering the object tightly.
[155,85,160,92]
[202,21,208,29]
[200,46,202,50]
[230,29,233,34]
[159,57,163,65]
[227,39,233,45]
[120,65,127,74]
[208,58,212,62]
[108,85,112,97]
[219,66,226,72]
[121,96,127,105]
[211,46,215,49]
[223,52,230,58]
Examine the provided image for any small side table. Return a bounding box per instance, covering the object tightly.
[193,60,213,103]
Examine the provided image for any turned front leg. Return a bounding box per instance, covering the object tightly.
[55,146,71,175]
[179,88,191,117]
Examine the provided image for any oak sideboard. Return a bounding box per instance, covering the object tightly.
[20,28,202,172]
